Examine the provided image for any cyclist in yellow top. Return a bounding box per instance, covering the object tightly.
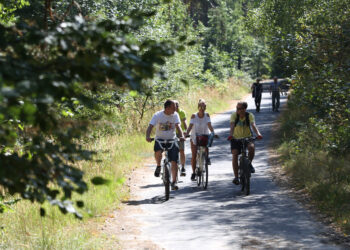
[174,100,188,176]
[227,101,262,185]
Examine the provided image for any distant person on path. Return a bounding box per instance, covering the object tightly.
[251,78,263,112]
[174,100,188,176]
[185,99,215,181]
[270,76,281,112]
[146,100,185,190]
[227,101,263,185]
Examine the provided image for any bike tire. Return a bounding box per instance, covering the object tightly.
[203,155,208,189]
[164,163,170,200]
[245,174,250,195]
[242,157,251,195]
[239,157,245,192]
[196,152,202,186]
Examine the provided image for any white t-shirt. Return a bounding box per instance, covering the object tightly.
[150,111,180,140]
[190,113,211,144]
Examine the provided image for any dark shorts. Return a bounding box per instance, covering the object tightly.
[231,139,254,155]
[154,140,179,162]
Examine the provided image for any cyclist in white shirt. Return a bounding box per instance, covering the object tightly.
[146,100,185,190]
[185,99,214,181]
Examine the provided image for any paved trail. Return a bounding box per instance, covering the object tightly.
[117,92,341,249]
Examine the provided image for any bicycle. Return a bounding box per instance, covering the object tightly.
[234,137,256,195]
[152,138,178,200]
[195,133,214,189]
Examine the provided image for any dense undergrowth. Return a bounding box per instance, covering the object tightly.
[276,95,350,234]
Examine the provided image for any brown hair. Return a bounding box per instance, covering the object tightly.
[237,101,248,109]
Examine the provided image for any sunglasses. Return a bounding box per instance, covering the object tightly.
[236,107,244,110]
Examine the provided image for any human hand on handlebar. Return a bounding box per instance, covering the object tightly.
[146,137,153,142]
[227,135,233,141]
[257,135,263,140]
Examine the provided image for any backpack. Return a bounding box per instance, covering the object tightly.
[234,112,250,127]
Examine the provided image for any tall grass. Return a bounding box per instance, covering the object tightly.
[0,78,249,249]
[0,133,152,249]
[276,96,350,234]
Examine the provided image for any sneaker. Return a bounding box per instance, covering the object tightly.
[191,173,196,181]
[154,166,161,177]
[171,182,179,190]
[250,163,255,173]
[232,177,240,185]
[180,166,186,176]
[207,157,211,165]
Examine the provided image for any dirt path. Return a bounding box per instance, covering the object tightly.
[101,93,345,249]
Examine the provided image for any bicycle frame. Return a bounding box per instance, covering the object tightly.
[235,137,256,195]
[155,138,178,200]
[195,134,210,189]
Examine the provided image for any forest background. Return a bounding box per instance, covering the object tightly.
[0,0,349,248]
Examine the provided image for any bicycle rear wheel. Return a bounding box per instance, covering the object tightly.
[163,163,170,200]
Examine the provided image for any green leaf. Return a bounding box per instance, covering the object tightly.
[91,176,111,185]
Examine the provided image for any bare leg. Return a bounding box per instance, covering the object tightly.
[190,140,197,174]
[171,161,178,183]
[248,143,255,162]
[231,149,239,178]
[155,150,162,166]
[180,149,185,166]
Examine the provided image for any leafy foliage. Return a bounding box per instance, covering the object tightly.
[0,13,180,216]
[252,0,350,232]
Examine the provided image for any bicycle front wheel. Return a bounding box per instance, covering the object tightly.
[202,154,209,189]
[164,163,170,200]
[244,174,250,195]
[241,157,251,195]
[196,152,203,187]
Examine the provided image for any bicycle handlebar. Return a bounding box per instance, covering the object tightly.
[228,136,257,141]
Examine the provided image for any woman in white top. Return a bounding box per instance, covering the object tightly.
[185,99,214,181]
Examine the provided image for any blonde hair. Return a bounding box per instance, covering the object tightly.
[198,98,206,108]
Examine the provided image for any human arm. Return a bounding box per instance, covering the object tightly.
[146,124,154,142]
[175,123,184,140]
[251,122,262,139]
[206,113,214,134]
[208,122,214,134]
[185,114,195,136]
[227,112,236,140]
[182,117,188,131]
[228,122,235,140]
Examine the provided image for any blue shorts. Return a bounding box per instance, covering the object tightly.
[154,140,179,162]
